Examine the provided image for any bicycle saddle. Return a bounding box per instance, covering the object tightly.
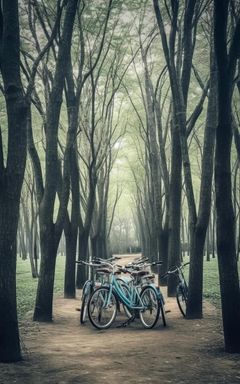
[131,270,149,277]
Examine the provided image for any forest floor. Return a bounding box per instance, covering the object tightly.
[1,256,240,384]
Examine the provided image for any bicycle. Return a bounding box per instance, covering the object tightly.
[76,256,121,324]
[162,262,189,317]
[125,259,166,327]
[87,260,166,330]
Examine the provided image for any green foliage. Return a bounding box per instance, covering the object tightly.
[16,256,65,320]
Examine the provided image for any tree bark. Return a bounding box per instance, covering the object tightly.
[64,219,78,298]
[167,117,182,295]
[76,229,89,288]
[214,0,240,352]
[0,0,27,362]
[186,43,217,318]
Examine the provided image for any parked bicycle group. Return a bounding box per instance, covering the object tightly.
[76,255,189,330]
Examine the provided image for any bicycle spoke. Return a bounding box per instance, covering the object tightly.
[88,287,117,329]
[139,286,160,328]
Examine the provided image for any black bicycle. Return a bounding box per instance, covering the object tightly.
[162,262,189,317]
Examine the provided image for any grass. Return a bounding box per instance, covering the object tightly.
[183,255,240,309]
[203,257,222,308]
[16,254,240,320]
[16,256,65,320]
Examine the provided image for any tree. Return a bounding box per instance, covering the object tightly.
[0,0,28,362]
[153,1,212,314]
[21,0,78,301]
[186,30,217,318]
[214,0,240,353]
[33,0,79,322]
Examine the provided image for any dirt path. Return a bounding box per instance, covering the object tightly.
[1,257,240,384]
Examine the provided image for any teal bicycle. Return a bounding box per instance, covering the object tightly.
[87,260,166,329]
[76,256,122,324]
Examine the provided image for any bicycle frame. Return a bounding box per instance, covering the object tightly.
[176,265,189,293]
[107,273,145,310]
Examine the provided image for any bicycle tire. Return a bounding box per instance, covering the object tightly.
[87,286,117,329]
[80,291,89,324]
[176,284,187,317]
[80,281,93,324]
[139,286,160,329]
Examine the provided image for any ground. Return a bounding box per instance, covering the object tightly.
[0,256,240,384]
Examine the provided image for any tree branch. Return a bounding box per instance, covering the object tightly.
[187,78,210,137]
[25,0,63,102]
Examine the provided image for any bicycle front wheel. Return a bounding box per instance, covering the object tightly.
[88,287,117,329]
[139,286,160,329]
[176,284,187,317]
[80,290,90,324]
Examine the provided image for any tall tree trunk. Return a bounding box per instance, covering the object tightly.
[212,200,216,258]
[64,222,78,298]
[22,200,38,277]
[0,0,28,362]
[214,0,240,353]
[64,116,80,299]
[76,229,89,288]
[18,217,27,260]
[167,118,182,295]
[33,220,39,276]
[186,46,217,318]
[153,0,198,296]
[140,49,162,263]
[33,226,58,321]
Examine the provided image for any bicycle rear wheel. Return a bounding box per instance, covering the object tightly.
[139,286,160,328]
[88,287,117,329]
[176,284,187,317]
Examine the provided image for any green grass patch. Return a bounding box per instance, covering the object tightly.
[203,257,221,308]
[183,256,240,308]
[16,256,65,320]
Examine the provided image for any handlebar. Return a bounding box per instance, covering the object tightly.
[134,257,149,264]
[76,258,165,274]
[75,255,122,267]
[93,256,122,262]
[160,262,190,278]
[75,260,105,268]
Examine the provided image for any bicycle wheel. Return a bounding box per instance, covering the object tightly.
[87,287,117,329]
[80,281,93,324]
[176,284,187,317]
[139,286,160,329]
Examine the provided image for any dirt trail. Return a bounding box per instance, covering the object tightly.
[0,256,240,384]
